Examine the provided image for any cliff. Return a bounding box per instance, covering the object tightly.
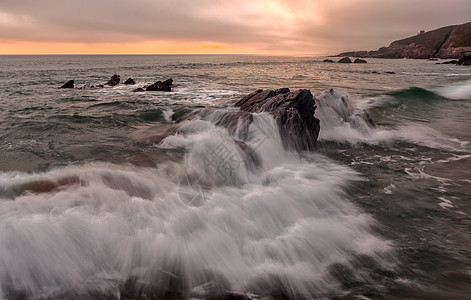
[338,22,471,59]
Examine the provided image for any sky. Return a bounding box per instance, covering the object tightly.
[0,0,469,55]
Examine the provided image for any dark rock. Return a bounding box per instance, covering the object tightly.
[59,80,74,89]
[323,59,335,63]
[124,78,136,85]
[146,79,172,92]
[96,84,104,88]
[441,60,458,64]
[372,71,379,74]
[235,88,320,150]
[428,58,438,61]
[106,74,120,86]
[353,58,367,63]
[338,57,352,63]
[162,78,173,86]
[385,71,395,74]
[457,54,471,65]
[132,87,145,92]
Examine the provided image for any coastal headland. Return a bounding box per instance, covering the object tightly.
[338,21,471,59]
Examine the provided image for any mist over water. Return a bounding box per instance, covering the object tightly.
[1,55,471,299]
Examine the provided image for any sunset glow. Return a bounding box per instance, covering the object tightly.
[0,0,470,55]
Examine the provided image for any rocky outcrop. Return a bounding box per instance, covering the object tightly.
[338,57,352,63]
[124,78,136,85]
[235,88,320,150]
[337,21,471,59]
[106,74,120,86]
[59,80,74,89]
[146,78,173,92]
[353,58,367,63]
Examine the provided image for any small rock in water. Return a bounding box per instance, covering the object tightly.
[162,78,173,86]
[146,78,173,92]
[132,87,145,92]
[457,54,471,66]
[338,57,352,63]
[323,59,335,63]
[441,60,458,64]
[106,74,120,86]
[59,80,74,89]
[124,78,136,85]
[353,58,367,63]
[386,71,395,74]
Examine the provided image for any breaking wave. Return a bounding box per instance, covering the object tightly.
[0,112,393,299]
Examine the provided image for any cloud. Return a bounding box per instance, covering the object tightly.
[0,0,469,54]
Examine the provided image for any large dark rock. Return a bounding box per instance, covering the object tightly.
[338,57,352,63]
[106,74,120,86]
[146,78,173,92]
[59,80,74,89]
[457,54,471,65]
[124,78,136,85]
[235,88,320,150]
[353,58,367,63]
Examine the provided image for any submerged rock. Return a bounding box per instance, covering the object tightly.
[59,80,74,89]
[146,78,173,92]
[323,59,335,63]
[353,58,367,63]
[338,57,352,63]
[124,78,136,85]
[235,88,320,150]
[106,74,120,86]
[314,88,375,130]
[132,87,145,92]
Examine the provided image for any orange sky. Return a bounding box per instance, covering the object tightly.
[0,0,469,55]
[0,41,253,55]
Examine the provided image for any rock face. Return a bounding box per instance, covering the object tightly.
[106,74,120,86]
[353,58,367,63]
[124,78,136,85]
[338,21,471,59]
[457,54,471,65]
[59,80,74,89]
[146,78,173,92]
[235,88,320,150]
[338,57,352,63]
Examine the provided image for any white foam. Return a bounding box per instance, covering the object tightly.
[0,113,393,298]
[315,89,469,152]
[437,197,454,209]
[435,79,471,100]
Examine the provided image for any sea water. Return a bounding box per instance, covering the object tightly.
[0,55,470,299]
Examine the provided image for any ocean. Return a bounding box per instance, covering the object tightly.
[0,55,470,299]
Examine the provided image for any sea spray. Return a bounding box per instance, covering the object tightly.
[0,113,394,299]
[316,89,470,152]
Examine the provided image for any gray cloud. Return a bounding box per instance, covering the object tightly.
[0,0,469,54]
